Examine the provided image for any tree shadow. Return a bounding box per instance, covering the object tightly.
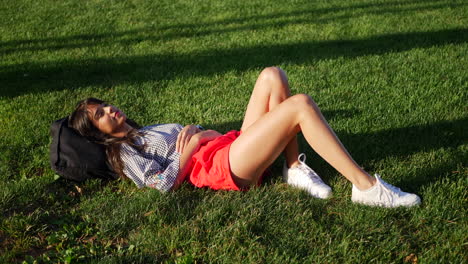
[0,0,460,54]
[2,27,466,98]
[207,115,467,192]
[337,117,466,190]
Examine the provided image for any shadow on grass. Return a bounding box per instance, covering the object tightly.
[2,27,467,98]
[0,0,460,54]
[208,115,467,191]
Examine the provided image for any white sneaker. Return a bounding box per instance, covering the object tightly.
[351,174,421,208]
[283,153,332,199]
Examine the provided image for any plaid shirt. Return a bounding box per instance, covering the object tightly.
[120,123,183,192]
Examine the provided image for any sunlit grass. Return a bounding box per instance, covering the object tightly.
[0,0,466,262]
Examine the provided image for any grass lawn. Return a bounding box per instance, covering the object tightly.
[1,0,467,263]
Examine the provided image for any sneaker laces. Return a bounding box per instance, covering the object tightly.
[376,174,404,196]
[297,153,324,184]
[374,174,403,204]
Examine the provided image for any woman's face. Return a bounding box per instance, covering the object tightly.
[87,103,128,136]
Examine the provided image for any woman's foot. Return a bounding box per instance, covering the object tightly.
[351,174,421,207]
[283,153,332,199]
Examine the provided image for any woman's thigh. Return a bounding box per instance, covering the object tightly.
[230,95,306,187]
[241,67,291,132]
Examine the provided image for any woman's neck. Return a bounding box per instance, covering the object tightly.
[110,123,133,138]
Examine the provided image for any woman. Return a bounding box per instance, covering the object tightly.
[70,67,420,208]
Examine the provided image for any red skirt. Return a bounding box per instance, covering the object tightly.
[188,130,241,191]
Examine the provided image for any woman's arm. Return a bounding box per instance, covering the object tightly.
[171,130,222,190]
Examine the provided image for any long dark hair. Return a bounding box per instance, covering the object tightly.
[69,98,144,179]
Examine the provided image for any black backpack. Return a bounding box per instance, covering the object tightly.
[49,117,118,182]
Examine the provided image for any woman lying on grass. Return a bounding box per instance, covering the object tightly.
[70,67,420,208]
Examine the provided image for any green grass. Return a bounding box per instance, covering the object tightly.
[1,0,467,263]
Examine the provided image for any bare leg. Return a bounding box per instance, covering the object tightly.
[240,67,299,168]
[229,94,376,189]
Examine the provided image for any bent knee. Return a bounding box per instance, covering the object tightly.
[290,93,314,106]
[259,66,286,82]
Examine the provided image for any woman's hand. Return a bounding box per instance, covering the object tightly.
[197,130,222,144]
[176,125,201,153]
[172,129,223,191]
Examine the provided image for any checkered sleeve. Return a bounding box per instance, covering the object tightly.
[121,144,181,192]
